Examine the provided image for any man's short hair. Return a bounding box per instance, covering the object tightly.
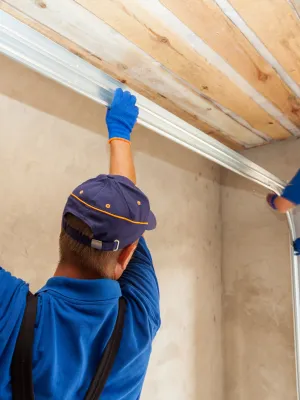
[59,214,122,278]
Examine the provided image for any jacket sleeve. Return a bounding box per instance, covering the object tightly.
[0,267,29,361]
[118,237,161,337]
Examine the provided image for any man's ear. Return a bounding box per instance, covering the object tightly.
[113,241,138,280]
[118,241,138,269]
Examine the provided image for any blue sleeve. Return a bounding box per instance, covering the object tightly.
[118,238,160,336]
[0,267,29,362]
[282,169,300,205]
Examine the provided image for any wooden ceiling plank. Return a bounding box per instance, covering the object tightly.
[161,0,300,129]
[69,0,292,140]
[208,132,244,151]
[1,0,267,148]
[228,0,300,85]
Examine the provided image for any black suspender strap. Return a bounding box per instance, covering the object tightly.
[11,294,126,400]
[84,297,126,400]
[11,292,38,400]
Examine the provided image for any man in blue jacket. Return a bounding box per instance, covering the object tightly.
[0,88,160,399]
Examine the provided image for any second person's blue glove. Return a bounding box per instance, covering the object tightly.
[106,88,139,143]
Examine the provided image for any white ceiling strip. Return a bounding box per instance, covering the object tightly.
[288,0,300,19]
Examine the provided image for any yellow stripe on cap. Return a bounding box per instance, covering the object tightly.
[71,193,149,225]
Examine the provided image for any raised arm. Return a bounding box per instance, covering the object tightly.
[267,169,300,213]
[106,88,138,184]
[105,89,160,335]
[109,141,136,184]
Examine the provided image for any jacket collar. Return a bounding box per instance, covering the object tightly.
[38,276,121,301]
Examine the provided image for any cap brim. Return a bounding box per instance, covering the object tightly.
[146,210,157,231]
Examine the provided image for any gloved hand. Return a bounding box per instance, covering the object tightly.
[106,88,139,143]
[266,169,300,212]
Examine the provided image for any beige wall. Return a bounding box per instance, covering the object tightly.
[0,55,223,400]
[222,139,299,400]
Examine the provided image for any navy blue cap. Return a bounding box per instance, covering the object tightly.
[62,175,156,251]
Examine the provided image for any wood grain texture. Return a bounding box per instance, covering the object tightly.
[229,0,300,84]
[208,132,244,151]
[161,0,300,128]
[1,1,267,148]
[72,0,290,140]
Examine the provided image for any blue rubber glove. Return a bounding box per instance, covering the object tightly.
[106,88,139,143]
[282,169,300,205]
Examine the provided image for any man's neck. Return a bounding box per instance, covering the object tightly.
[54,263,102,280]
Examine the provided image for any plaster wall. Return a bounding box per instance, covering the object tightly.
[0,55,223,400]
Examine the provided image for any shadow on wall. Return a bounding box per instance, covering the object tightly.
[221,166,295,400]
[0,54,212,179]
[221,168,287,227]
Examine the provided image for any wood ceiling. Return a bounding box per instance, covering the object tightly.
[2,0,300,150]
